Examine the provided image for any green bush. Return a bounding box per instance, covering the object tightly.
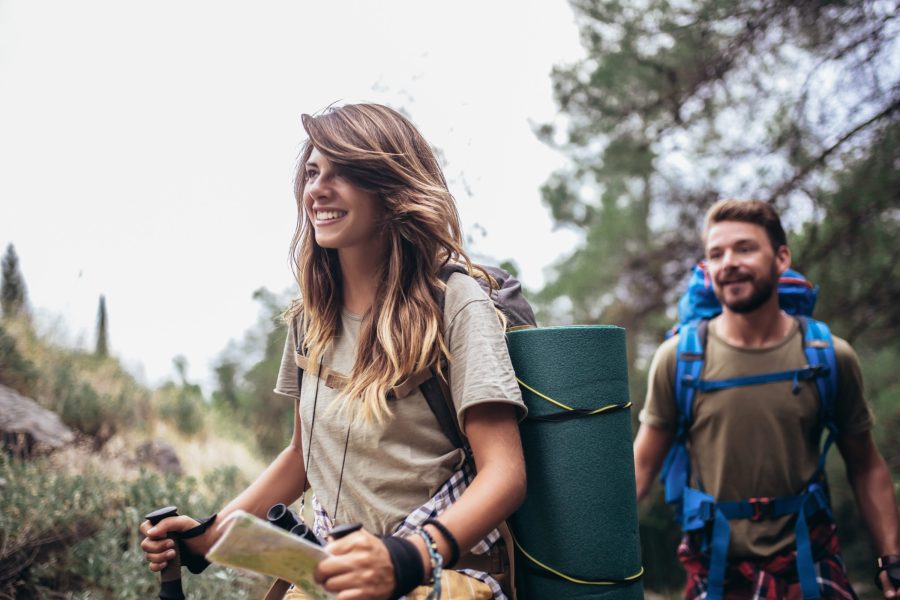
[0,322,38,395]
[49,362,136,446]
[0,456,267,599]
[157,381,206,437]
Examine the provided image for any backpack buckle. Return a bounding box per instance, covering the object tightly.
[748,497,773,521]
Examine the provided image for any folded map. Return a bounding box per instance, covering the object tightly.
[206,510,334,600]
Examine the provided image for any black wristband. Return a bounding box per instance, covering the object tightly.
[423,518,460,569]
[176,514,217,574]
[875,554,900,591]
[382,536,425,599]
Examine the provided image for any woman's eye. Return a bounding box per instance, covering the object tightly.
[306,169,318,180]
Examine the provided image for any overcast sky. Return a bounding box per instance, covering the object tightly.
[0,1,584,391]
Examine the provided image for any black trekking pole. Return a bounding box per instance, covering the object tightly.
[145,506,186,600]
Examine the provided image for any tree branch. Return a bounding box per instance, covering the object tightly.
[767,96,900,203]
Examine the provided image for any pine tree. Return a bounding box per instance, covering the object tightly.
[95,294,109,357]
[1,243,27,319]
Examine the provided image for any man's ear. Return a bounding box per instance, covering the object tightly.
[775,244,791,274]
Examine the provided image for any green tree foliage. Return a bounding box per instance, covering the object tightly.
[540,0,899,591]
[0,323,38,396]
[1,243,27,319]
[158,355,206,436]
[539,0,898,338]
[212,287,293,460]
[95,294,109,357]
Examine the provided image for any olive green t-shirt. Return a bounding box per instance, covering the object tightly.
[273,273,526,535]
[640,318,873,558]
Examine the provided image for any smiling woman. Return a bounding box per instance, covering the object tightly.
[140,103,527,600]
[301,148,383,255]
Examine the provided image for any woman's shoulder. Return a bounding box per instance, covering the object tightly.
[443,271,492,322]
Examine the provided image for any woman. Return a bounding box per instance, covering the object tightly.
[141,103,527,600]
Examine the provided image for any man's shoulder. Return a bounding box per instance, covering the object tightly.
[648,333,681,384]
[656,333,681,358]
[827,334,864,385]
[803,321,858,369]
[829,333,856,358]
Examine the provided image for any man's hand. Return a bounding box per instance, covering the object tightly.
[876,555,900,599]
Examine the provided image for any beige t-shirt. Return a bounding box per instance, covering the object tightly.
[640,318,873,558]
[274,273,526,535]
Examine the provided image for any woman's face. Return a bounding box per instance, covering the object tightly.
[303,148,386,253]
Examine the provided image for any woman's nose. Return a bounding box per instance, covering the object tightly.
[306,177,324,199]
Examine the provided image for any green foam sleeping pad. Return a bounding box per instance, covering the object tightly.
[507,325,643,599]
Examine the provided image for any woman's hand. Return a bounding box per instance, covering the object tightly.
[139,515,203,573]
[314,530,397,600]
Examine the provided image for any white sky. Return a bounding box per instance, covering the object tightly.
[0,1,583,391]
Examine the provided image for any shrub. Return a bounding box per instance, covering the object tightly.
[0,456,267,598]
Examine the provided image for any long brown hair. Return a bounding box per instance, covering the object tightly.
[288,103,489,423]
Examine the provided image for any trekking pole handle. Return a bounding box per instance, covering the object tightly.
[145,506,186,600]
[328,522,362,540]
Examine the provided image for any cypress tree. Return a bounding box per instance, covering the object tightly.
[95,294,109,357]
[1,243,27,319]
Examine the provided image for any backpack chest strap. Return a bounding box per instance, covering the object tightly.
[683,364,830,394]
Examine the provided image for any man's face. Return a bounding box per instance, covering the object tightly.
[705,220,790,314]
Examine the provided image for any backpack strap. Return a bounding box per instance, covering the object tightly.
[420,265,476,463]
[420,368,471,461]
[661,319,708,507]
[797,316,840,475]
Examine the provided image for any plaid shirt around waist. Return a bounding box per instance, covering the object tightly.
[678,514,858,600]
[305,461,507,599]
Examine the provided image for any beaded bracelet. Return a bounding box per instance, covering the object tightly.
[423,518,460,569]
[413,526,443,600]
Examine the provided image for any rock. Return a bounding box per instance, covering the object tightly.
[135,439,183,476]
[0,384,74,457]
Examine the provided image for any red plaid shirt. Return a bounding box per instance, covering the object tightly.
[678,515,858,600]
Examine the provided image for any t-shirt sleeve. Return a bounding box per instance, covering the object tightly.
[832,336,874,435]
[444,275,526,430]
[639,335,679,431]
[273,321,301,400]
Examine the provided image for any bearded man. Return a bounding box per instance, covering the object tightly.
[633,199,899,599]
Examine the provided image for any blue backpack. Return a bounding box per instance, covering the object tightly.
[661,263,839,600]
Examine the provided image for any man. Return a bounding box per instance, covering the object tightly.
[633,199,899,599]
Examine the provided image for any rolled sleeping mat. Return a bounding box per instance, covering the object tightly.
[506,325,643,599]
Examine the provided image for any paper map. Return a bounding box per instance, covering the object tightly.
[206,510,335,600]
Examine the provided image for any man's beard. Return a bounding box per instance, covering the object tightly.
[716,264,779,314]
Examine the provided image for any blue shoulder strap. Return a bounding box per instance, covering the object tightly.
[661,320,707,507]
[798,317,840,471]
